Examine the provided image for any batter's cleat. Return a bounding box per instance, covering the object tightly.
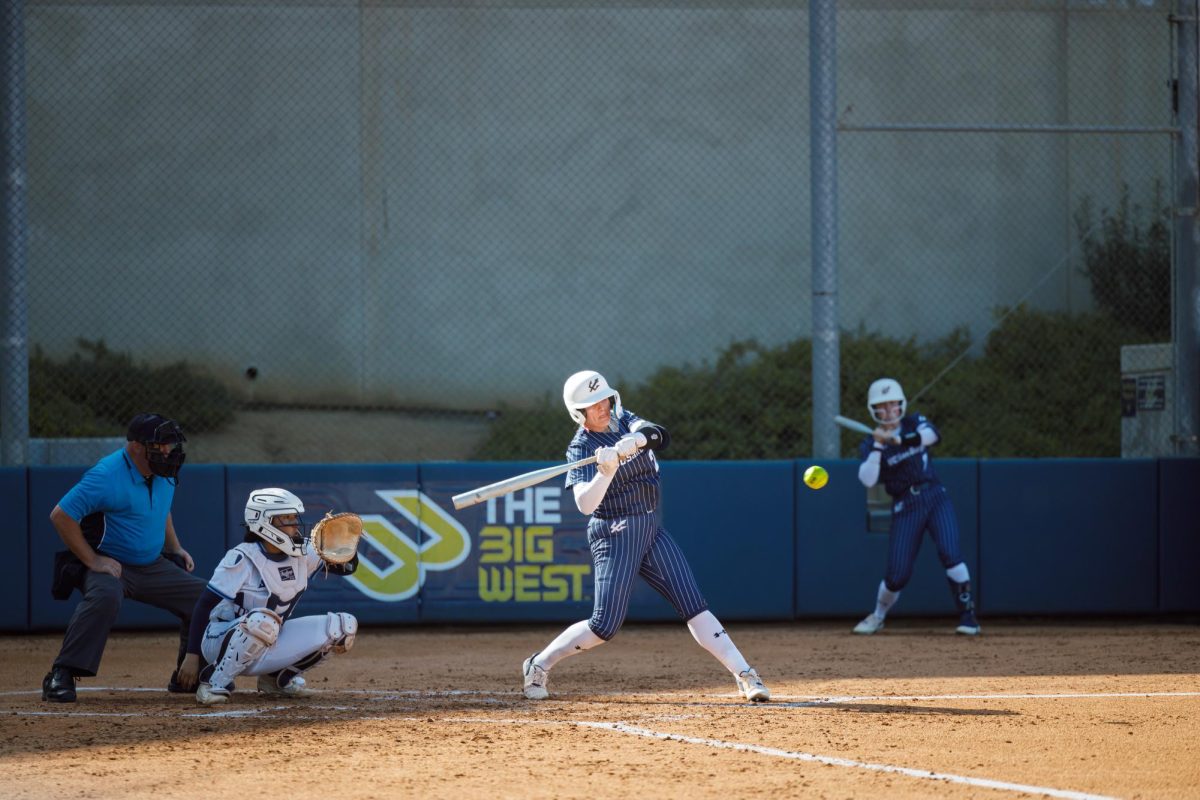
[522,653,549,700]
[735,668,770,702]
[852,613,885,635]
[257,673,316,698]
[196,682,230,706]
[956,610,981,636]
[41,667,77,703]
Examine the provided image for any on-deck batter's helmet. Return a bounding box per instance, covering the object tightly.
[867,378,907,424]
[244,488,308,557]
[563,370,622,427]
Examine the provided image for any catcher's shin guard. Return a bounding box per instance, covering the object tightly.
[209,609,281,688]
[327,612,358,654]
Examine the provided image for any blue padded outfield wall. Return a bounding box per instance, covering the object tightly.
[4,457,1197,632]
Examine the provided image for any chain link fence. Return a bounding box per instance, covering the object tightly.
[2,0,1192,464]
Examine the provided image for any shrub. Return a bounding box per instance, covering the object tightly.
[472,312,1137,461]
[1074,182,1171,340]
[28,339,236,437]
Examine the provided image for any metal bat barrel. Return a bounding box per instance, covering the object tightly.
[451,454,599,510]
[833,415,876,436]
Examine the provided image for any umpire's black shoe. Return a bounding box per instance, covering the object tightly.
[42,667,76,703]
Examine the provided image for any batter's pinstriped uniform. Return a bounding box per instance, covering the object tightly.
[857,414,962,591]
[520,370,769,702]
[565,409,708,640]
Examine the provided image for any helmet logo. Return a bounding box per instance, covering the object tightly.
[881,386,891,396]
[588,377,600,392]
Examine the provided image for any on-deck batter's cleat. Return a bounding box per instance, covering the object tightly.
[522,653,549,700]
[196,682,230,706]
[735,668,771,702]
[956,610,981,636]
[852,613,885,635]
[41,667,76,703]
[257,673,316,697]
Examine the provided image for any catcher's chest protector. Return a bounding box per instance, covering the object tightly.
[215,543,311,612]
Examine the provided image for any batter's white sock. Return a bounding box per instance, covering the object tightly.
[536,619,604,671]
[873,580,900,620]
[945,562,971,584]
[687,610,750,676]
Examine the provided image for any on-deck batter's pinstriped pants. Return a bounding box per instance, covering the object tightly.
[884,483,964,592]
[587,512,709,641]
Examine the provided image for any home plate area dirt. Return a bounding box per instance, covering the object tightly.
[2,620,1197,799]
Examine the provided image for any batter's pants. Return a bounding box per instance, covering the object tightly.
[587,512,709,640]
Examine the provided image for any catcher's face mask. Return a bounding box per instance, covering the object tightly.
[245,488,308,557]
[272,514,308,550]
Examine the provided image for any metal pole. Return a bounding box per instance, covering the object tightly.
[1,0,30,466]
[810,0,840,460]
[1174,1,1199,456]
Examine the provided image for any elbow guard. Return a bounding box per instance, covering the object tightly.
[632,421,670,451]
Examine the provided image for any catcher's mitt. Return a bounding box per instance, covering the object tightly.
[310,511,363,564]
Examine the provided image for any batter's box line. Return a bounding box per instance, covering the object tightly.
[439,717,1120,800]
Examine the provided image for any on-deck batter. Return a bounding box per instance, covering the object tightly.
[852,378,981,636]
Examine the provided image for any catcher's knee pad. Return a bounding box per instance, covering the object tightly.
[326,612,357,654]
[241,608,282,652]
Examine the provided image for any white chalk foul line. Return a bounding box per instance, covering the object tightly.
[575,721,1121,800]
[762,691,1200,703]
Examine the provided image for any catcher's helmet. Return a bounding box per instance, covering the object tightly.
[244,488,308,557]
[867,378,907,424]
[563,370,622,428]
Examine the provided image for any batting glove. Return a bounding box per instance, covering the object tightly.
[614,434,645,459]
[595,446,620,477]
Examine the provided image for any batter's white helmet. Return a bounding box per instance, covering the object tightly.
[867,378,907,424]
[244,487,308,557]
[563,370,622,426]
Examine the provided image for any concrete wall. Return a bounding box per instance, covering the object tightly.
[24,2,1172,409]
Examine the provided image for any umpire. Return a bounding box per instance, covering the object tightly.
[41,412,208,702]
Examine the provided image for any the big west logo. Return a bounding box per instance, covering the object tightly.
[345,490,471,601]
[476,487,590,603]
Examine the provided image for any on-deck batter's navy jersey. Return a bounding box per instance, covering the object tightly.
[565,409,661,518]
[857,413,940,498]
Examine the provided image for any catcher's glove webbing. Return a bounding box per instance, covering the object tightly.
[310,512,363,564]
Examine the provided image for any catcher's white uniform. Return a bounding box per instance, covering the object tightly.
[201,542,356,687]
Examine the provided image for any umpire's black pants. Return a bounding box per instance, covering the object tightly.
[54,557,207,678]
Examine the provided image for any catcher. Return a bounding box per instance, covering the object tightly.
[173,488,363,705]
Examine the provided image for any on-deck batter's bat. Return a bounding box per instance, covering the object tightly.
[452,455,598,510]
[834,414,901,444]
[833,415,875,436]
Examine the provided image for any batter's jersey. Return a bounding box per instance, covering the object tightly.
[565,409,660,518]
[206,542,324,624]
[857,413,941,498]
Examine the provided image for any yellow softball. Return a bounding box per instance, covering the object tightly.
[803,465,828,490]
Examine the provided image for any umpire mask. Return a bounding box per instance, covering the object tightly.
[127,414,187,482]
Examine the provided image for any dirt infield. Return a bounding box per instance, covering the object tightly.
[2,620,1198,800]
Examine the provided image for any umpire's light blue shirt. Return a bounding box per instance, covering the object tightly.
[57,448,175,566]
